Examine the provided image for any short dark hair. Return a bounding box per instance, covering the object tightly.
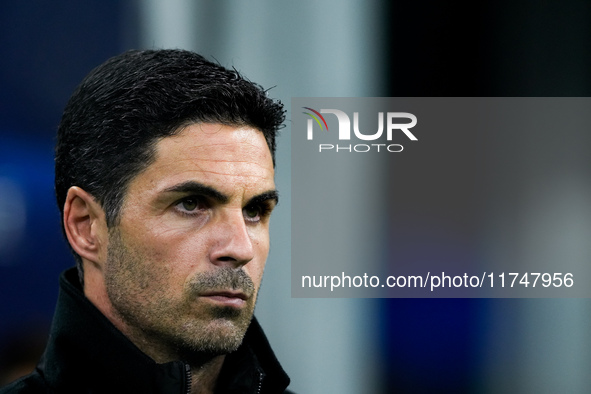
[55,49,285,273]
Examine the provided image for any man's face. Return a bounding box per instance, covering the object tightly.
[103,123,276,358]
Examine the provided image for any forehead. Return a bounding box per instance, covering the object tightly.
[130,123,275,196]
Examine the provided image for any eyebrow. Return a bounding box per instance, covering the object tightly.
[163,181,229,203]
[162,181,278,206]
[247,190,279,207]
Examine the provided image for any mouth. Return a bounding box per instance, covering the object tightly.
[200,290,249,307]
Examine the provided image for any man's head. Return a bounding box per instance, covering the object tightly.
[55,49,284,274]
[55,49,284,360]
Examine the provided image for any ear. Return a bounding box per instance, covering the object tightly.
[63,187,108,269]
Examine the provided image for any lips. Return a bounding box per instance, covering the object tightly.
[200,290,249,307]
[201,290,247,300]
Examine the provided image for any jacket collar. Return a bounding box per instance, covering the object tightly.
[39,268,290,393]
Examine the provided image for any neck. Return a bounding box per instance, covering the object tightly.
[188,356,225,394]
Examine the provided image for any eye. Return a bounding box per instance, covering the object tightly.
[174,196,206,216]
[243,205,261,222]
[243,201,275,223]
[182,199,198,211]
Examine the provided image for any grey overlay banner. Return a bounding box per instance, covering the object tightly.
[292,98,591,298]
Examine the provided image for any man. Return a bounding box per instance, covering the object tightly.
[1,49,291,393]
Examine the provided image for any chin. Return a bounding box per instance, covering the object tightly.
[178,314,252,355]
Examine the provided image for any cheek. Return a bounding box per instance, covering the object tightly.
[119,229,195,290]
[123,242,172,289]
[134,220,206,263]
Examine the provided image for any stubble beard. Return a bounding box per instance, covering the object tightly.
[103,229,257,361]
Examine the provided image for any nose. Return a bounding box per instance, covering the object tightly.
[208,209,255,268]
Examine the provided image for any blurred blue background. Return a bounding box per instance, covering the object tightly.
[1,1,591,392]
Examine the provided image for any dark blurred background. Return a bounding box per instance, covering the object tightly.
[382,2,590,393]
[1,1,590,392]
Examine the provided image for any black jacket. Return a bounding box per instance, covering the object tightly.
[1,268,291,393]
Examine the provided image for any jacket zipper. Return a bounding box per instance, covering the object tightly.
[255,370,264,394]
[184,362,192,394]
[183,362,263,394]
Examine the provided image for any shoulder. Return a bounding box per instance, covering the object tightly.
[0,371,48,394]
